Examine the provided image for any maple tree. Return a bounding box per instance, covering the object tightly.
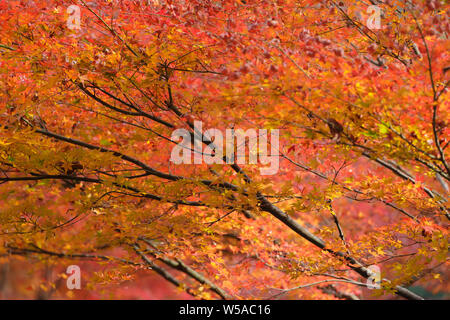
[0,0,448,300]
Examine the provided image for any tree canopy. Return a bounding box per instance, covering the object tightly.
[0,0,448,300]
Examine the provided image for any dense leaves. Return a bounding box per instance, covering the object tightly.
[0,0,448,299]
